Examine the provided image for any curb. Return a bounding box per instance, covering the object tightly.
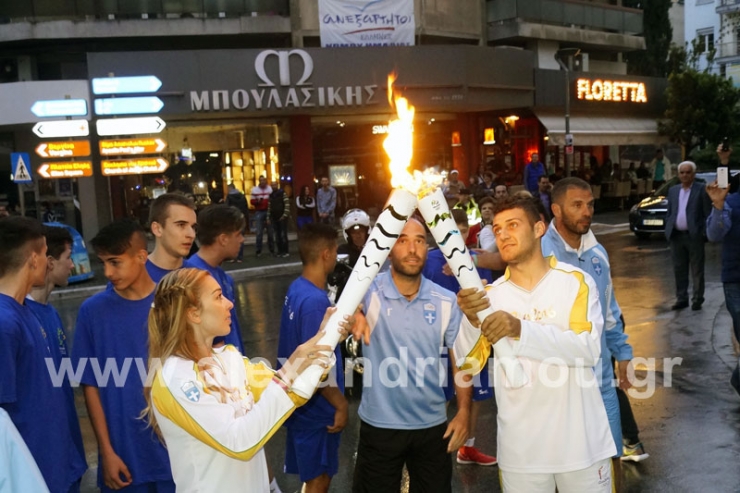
[51,262,303,302]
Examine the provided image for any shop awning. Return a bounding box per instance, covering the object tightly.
[534,110,667,146]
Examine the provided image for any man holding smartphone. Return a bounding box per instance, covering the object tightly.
[706,143,740,395]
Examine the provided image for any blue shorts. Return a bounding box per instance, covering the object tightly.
[443,358,493,402]
[284,426,341,482]
[601,385,622,458]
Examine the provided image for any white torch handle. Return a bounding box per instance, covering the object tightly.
[291,189,418,398]
[417,189,528,389]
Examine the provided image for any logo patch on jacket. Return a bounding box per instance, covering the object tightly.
[423,303,437,325]
[591,256,603,276]
[181,381,201,402]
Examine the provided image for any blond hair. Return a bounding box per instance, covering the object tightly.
[142,268,211,438]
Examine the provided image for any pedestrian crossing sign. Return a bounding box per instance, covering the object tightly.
[10,152,33,184]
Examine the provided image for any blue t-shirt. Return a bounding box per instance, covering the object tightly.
[358,272,462,430]
[26,298,87,489]
[423,248,493,292]
[146,259,172,285]
[0,294,82,492]
[71,288,172,488]
[184,254,245,352]
[277,276,344,430]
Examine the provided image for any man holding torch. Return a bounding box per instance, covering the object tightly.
[352,219,470,493]
[456,196,616,492]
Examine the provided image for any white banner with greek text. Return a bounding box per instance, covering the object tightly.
[318,0,415,48]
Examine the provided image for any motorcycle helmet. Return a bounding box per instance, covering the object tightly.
[341,208,371,243]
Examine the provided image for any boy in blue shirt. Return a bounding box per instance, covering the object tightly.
[71,219,174,492]
[278,223,348,493]
[0,216,84,493]
[147,193,197,283]
[184,204,245,352]
[26,225,87,492]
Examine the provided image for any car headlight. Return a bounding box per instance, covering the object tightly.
[630,204,639,213]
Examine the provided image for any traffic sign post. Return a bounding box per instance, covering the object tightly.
[35,141,91,158]
[10,153,33,183]
[99,138,167,156]
[92,76,162,95]
[31,99,88,118]
[96,117,166,136]
[94,97,164,116]
[101,157,169,176]
[38,161,93,179]
[33,120,90,138]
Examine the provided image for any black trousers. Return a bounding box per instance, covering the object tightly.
[669,231,705,304]
[353,421,452,493]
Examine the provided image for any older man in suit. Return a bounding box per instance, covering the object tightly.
[665,161,712,310]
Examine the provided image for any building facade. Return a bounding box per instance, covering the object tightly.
[0,0,660,239]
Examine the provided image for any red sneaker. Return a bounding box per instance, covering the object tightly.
[456,446,497,466]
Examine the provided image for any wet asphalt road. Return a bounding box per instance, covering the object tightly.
[54,217,740,493]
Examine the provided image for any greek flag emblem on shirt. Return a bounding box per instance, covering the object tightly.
[591,256,603,276]
[181,381,201,402]
[423,303,437,325]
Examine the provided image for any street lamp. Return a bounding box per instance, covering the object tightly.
[554,48,581,177]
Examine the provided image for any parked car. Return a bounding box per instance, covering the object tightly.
[628,170,739,239]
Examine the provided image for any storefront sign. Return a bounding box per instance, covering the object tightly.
[99,138,167,156]
[576,78,647,103]
[318,0,415,48]
[101,157,169,176]
[189,49,378,112]
[35,141,91,158]
[38,161,93,178]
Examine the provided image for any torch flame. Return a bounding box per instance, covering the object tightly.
[383,75,417,192]
[383,74,445,198]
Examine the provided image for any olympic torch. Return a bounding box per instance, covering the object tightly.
[417,188,528,388]
[291,76,419,398]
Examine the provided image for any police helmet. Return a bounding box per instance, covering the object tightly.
[341,208,371,243]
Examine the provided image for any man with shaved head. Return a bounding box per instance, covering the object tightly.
[72,220,174,491]
[352,219,470,493]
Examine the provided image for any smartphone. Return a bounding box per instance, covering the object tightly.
[718,166,729,189]
[722,137,730,152]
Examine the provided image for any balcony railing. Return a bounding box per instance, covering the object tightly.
[717,41,740,59]
[488,0,643,35]
[0,0,289,22]
[717,0,740,14]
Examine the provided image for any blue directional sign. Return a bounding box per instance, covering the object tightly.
[94,97,164,116]
[10,153,33,184]
[31,99,88,118]
[92,76,162,95]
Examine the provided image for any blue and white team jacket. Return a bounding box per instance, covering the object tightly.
[541,221,633,389]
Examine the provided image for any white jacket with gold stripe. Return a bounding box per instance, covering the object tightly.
[453,257,616,474]
[151,345,306,493]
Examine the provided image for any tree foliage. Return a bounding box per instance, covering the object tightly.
[623,0,673,77]
[660,66,740,157]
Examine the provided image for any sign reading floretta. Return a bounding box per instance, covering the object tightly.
[576,78,648,103]
[189,49,379,112]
